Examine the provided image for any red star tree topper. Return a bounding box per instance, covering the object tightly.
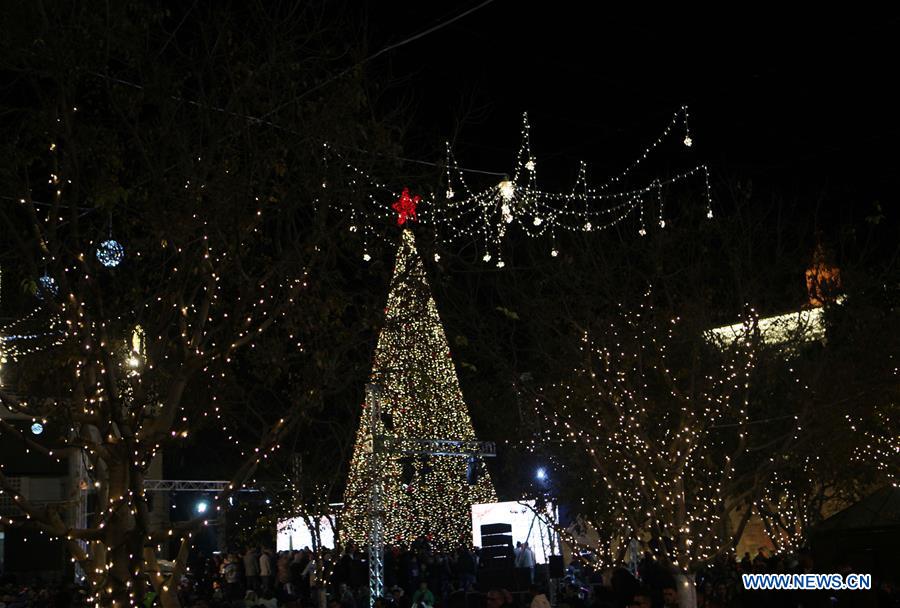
[392,187,420,226]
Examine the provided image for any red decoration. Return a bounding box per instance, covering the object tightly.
[392,188,420,226]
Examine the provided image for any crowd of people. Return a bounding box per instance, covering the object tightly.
[560,548,899,608]
[1,542,898,607]
[174,541,900,608]
[179,539,484,607]
[0,582,82,608]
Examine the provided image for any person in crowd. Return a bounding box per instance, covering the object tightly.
[244,546,260,593]
[373,597,390,608]
[515,542,536,583]
[301,553,317,595]
[290,549,308,599]
[244,589,260,607]
[456,545,477,592]
[339,582,357,608]
[389,584,406,608]
[277,551,292,596]
[528,584,550,608]
[257,588,278,608]
[485,589,507,608]
[410,580,435,608]
[661,583,680,608]
[753,547,768,570]
[222,553,242,600]
[626,587,652,608]
[259,547,274,594]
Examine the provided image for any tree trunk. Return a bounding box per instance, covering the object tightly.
[159,586,182,608]
[674,571,697,608]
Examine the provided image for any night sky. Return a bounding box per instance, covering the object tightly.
[363,4,899,221]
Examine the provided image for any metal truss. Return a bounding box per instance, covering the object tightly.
[379,437,496,458]
[365,384,497,608]
[142,479,258,492]
[366,384,385,608]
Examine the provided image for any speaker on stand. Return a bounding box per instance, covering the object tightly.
[479,523,514,589]
[549,555,564,578]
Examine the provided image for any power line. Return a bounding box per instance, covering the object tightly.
[258,0,497,122]
[84,72,502,177]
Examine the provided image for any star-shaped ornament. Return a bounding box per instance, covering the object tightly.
[392,188,420,226]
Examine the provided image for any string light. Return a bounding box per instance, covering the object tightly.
[37,274,58,299]
[528,293,770,569]
[0,84,318,606]
[324,106,712,265]
[96,239,125,268]
[342,229,496,548]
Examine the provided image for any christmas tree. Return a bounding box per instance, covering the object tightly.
[342,228,496,549]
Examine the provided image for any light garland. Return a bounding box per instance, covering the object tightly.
[527,294,770,571]
[326,106,713,265]
[0,94,318,608]
[342,229,496,549]
[847,404,899,486]
[36,274,58,299]
[0,311,66,368]
[96,239,125,268]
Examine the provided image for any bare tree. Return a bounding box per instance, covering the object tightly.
[0,2,401,605]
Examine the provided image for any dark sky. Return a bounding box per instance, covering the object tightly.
[363,4,899,220]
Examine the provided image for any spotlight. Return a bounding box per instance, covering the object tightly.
[31,422,44,435]
[195,500,209,514]
[536,467,547,481]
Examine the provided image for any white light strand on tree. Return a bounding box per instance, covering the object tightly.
[527,296,781,571]
[0,93,316,608]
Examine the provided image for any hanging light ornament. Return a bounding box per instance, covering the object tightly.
[96,239,125,268]
[326,106,714,263]
[36,274,57,300]
[391,188,420,226]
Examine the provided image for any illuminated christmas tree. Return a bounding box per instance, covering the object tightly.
[342,227,496,549]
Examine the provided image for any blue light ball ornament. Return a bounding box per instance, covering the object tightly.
[96,239,125,268]
[36,274,58,300]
